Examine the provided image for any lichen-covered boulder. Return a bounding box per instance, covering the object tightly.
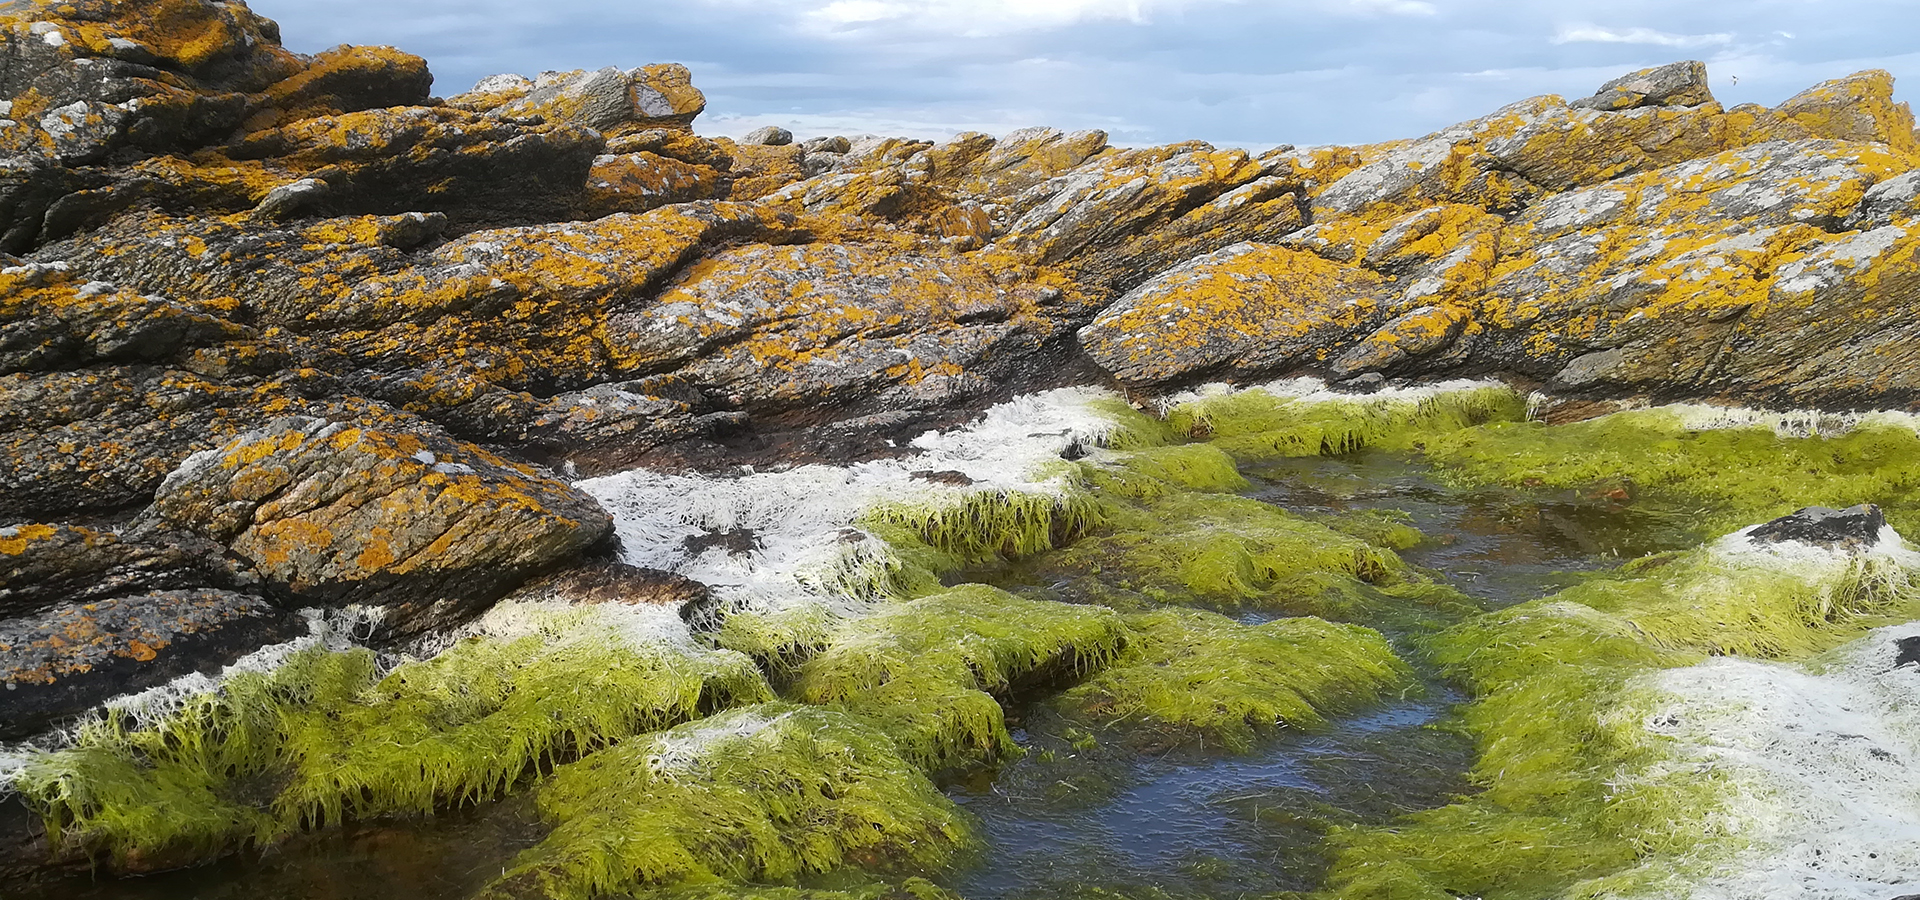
[584,150,730,216]
[0,588,294,740]
[146,417,613,637]
[449,64,706,133]
[1569,60,1714,111]
[255,43,433,125]
[1775,69,1918,154]
[0,522,247,618]
[1078,242,1392,387]
[611,241,1073,415]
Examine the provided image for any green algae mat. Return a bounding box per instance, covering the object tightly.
[12,382,1920,900]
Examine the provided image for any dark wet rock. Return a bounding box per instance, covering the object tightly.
[1895,636,1920,669]
[507,559,712,610]
[0,522,251,619]
[682,527,761,558]
[1748,504,1888,551]
[911,469,976,486]
[145,416,613,640]
[0,588,296,740]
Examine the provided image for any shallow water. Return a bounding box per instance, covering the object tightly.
[939,449,1695,900]
[5,448,1690,900]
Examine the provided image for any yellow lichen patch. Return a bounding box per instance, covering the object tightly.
[585,152,727,215]
[0,524,61,557]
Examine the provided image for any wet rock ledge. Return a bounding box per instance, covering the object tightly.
[0,0,1918,876]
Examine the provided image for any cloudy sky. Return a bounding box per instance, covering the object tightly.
[251,0,1919,151]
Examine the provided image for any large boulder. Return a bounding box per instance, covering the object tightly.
[1776,69,1918,155]
[146,416,613,638]
[226,105,604,227]
[448,64,706,133]
[612,241,1076,415]
[1078,242,1393,387]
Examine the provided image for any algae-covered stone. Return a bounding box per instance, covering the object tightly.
[488,703,974,900]
[791,584,1128,769]
[147,416,612,637]
[16,601,769,870]
[1059,608,1410,751]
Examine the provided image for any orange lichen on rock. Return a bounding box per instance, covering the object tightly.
[149,417,611,619]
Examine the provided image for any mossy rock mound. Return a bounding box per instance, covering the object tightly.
[487,704,975,900]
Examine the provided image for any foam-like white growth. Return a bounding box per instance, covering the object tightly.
[577,386,1130,622]
[1616,622,1920,899]
[644,707,794,782]
[1154,376,1509,414]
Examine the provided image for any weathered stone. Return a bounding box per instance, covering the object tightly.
[743,125,792,146]
[1078,242,1393,387]
[584,151,729,216]
[147,416,613,638]
[1775,69,1918,154]
[1844,169,1920,230]
[1570,60,1714,111]
[0,522,249,619]
[228,105,604,227]
[614,241,1073,415]
[0,588,296,740]
[507,559,713,611]
[256,44,434,125]
[457,63,706,134]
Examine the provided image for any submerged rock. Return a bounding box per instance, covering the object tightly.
[1747,503,1888,550]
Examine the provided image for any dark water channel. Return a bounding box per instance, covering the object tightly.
[13,449,1694,900]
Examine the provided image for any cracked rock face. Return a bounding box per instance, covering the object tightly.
[146,417,613,639]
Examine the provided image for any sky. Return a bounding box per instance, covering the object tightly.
[249,0,1920,151]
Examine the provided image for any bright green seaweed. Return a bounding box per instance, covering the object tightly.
[1059,608,1413,752]
[18,610,771,869]
[1320,538,1920,900]
[1164,385,1525,462]
[485,704,975,900]
[1419,410,1920,537]
[792,585,1129,770]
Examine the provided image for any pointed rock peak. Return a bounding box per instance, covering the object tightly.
[1570,60,1715,111]
[1776,69,1918,154]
